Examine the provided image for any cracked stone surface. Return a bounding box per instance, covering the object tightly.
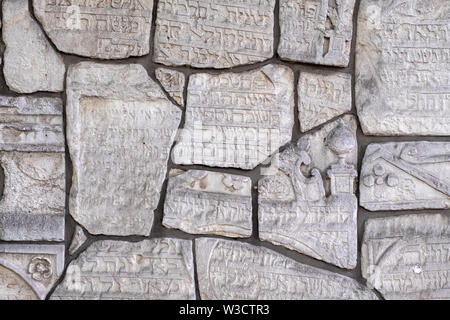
[68,226,87,256]
[155,68,185,106]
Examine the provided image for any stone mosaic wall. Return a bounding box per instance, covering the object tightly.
[0,0,449,300]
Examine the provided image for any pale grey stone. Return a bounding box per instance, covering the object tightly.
[51,238,196,300]
[68,225,87,256]
[153,0,275,68]
[298,71,352,132]
[259,119,358,269]
[360,141,450,211]
[172,64,295,169]
[356,0,450,135]
[0,244,64,300]
[163,169,252,238]
[278,0,355,67]
[2,0,65,93]
[32,0,153,59]
[362,214,450,300]
[155,68,185,106]
[196,238,378,300]
[66,62,182,236]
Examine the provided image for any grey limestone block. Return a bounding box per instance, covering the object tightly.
[155,68,185,106]
[68,225,88,256]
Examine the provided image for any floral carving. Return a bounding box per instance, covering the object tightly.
[28,257,52,281]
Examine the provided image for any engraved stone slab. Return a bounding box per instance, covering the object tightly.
[356,0,450,135]
[259,118,358,269]
[51,238,196,300]
[163,169,252,237]
[362,214,450,300]
[153,0,275,68]
[32,0,153,59]
[360,141,450,211]
[172,64,294,169]
[0,244,64,300]
[298,71,352,132]
[156,68,185,106]
[66,62,182,236]
[196,238,377,300]
[3,0,65,93]
[278,0,356,67]
[69,225,88,256]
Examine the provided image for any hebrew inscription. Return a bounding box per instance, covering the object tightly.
[172,64,294,169]
[51,239,196,300]
[163,170,252,237]
[156,68,185,106]
[362,214,450,300]
[32,0,153,59]
[66,62,181,236]
[153,0,275,68]
[356,0,450,135]
[278,0,356,67]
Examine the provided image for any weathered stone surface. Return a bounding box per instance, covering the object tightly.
[259,119,358,269]
[2,0,65,93]
[0,96,65,241]
[32,0,153,59]
[360,141,450,211]
[0,244,64,300]
[172,64,294,169]
[298,71,352,132]
[66,62,182,236]
[196,238,377,300]
[153,0,275,68]
[52,238,196,300]
[155,68,185,106]
[69,225,88,256]
[362,214,450,300]
[356,0,450,135]
[163,169,252,237]
[278,0,355,67]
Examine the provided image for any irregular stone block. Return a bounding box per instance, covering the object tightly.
[259,118,358,269]
[196,238,377,300]
[360,141,450,211]
[298,71,352,132]
[163,169,252,237]
[362,214,450,300]
[155,68,185,106]
[153,0,275,68]
[0,244,64,300]
[68,225,87,256]
[356,0,450,135]
[51,238,196,300]
[172,64,294,169]
[66,62,182,236]
[2,0,65,93]
[32,0,153,59]
[278,0,356,67]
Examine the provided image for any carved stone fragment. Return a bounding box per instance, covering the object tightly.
[155,68,185,106]
[51,238,196,300]
[298,71,352,132]
[0,96,65,241]
[153,0,275,68]
[360,141,450,211]
[356,0,450,135]
[66,62,182,236]
[172,64,294,169]
[278,0,356,67]
[259,117,358,269]
[163,169,252,237]
[362,214,450,300]
[2,0,65,93]
[0,244,64,300]
[196,238,377,300]
[32,0,153,59]
[69,225,88,256]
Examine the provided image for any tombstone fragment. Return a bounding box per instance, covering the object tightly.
[51,238,196,300]
[32,0,153,59]
[153,0,275,68]
[68,225,87,256]
[163,170,252,237]
[172,64,294,169]
[66,62,182,236]
[362,214,450,300]
[2,0,65,93]
[155,68,185,106]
